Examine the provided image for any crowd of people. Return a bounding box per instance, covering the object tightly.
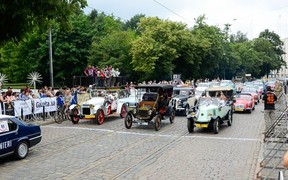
[84,65,120,88]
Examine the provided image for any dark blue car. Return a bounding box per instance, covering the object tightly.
[0,115,42,159]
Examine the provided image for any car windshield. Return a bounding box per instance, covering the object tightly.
[197,83,209,87]
[198,97,219,106]
[173,89,189,96]
[242,88,256,93]
[236,94,251,100]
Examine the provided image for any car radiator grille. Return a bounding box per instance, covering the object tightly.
[139,110,149,117]
[82,108,91,115]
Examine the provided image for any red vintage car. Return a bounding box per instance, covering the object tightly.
[234,93,255,113]
[241,87,260,104]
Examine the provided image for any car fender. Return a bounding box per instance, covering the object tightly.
[69,104,77,110]
[116,102,124,114]
[17,136,30,146]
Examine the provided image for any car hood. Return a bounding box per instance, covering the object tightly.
[83,97,105,105]
[172,95,189,100]
[235,99,249,104]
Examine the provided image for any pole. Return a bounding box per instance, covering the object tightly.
[49,28,54,87]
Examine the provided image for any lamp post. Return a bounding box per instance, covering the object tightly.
[49,28,54,87]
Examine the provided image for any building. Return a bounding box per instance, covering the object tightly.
[271,38,288,78]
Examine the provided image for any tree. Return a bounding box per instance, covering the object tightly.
[0,0,87,44]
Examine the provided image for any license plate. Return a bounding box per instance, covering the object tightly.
[85,115,95,119]
[138,122,148,125]
[195,123,208,128]
[235,108,243,111]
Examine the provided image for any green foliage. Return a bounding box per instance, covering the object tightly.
[0,0,87,44]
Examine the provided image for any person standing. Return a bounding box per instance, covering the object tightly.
[262,86,277,133]
[274,80,283,105]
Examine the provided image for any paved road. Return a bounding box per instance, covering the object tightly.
[0,104,265,180]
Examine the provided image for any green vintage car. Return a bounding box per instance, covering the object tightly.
[187,86,235,134]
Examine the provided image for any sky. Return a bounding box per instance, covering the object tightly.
[85,0,288,40]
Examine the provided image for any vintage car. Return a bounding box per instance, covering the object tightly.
[0,115,42,159]
[69,89,127,125]
[125,84,175,131]
[187,86,234,134]
[116,88,145,117]
[233,93,255,113]
[220,80,236,93]
[241,87,260,104]
[171,86,197,116]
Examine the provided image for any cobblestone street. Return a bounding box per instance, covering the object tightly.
[0,105,265,180]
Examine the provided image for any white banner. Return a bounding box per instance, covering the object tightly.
[33,97,57,114]
[13,100,32,116]
[0,103,2,115]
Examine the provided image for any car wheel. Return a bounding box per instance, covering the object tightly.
[170,109,175,123]
[15,141,29,159]
[227,110,232,126]
[120,104,128,118]
[71,109,80,124]
[154,114,162,131]
[104,101,111,115]
[187,118,194,133]
[96,109,105,125]
[125,112,133,129]
[213,118,219,134]
[252,105,255,110]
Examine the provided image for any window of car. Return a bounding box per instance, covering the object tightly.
[0,119,17,134]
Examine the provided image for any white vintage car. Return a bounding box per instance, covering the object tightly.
[187,87,234,134]
[116,88,145,116]
[69,89,127,125]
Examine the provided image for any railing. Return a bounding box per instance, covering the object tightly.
[257,92,288,179]
[72,76,126,87]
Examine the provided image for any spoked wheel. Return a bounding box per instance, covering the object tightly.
[120,104,128,118]
[125,112,133,129]
[170,109,175,123]
[154,114,162,131]
[96,109,105,125]
[54,111,64,124]
[187,118,195,133]
[71,109,80,124]
[15,141,29,159]
[227,110,233,126]
[213,118,220,134]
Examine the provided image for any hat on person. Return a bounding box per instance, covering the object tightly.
[266,86,272,91]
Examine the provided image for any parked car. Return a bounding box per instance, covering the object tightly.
[220,80,236,93]
[125,84,175,131]
[187,86,234,134]
[171,85,197,116]
[0,115,42,159]
[233,93,255,113]
[69,89,126,125]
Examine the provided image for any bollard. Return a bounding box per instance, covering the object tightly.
[21,108,23,120]
[43,106,45,121]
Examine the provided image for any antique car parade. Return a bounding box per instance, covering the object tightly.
[2,1,288,179]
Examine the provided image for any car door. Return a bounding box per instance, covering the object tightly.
[0,118,18,157]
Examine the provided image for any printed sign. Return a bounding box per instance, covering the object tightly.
[33,97,57,114]
[13,99,32,116]
[0,120,9,133]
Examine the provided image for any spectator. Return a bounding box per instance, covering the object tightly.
[262,86,277,133]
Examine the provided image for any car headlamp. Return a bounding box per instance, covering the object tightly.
[133,109,137,114]
[148,110,152,115]
[89,104,95,109]
[208,113,213,116]
[76,104,81,109]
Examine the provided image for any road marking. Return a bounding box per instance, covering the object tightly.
[184,135,260,141]
[43,125,260,141]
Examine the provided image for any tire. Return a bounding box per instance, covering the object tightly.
[71,109,80,124]
[227,110,232,126]
[54,111,64,124]
[248,109,252,114]
[96,109,105,125]
[154,114,162,131]
[187,118,194,133]
[252,105,255,110]
[170,109,175,123]
[14,141,29,159]
[213,118,219,134]
[124,112,133,129]
[120,104,128,118]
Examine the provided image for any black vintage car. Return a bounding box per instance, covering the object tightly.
[124,84,175,131]
[170,86,196,116]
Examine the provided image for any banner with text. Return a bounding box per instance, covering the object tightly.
[13,99,32,116]
[33,97,57,114]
